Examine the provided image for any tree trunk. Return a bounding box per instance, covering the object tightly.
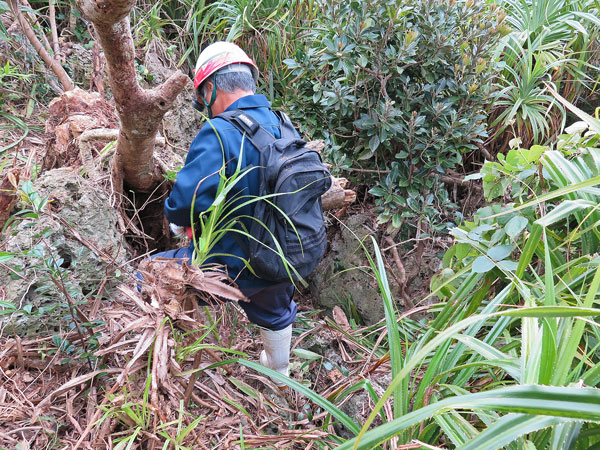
[75,0,188,192]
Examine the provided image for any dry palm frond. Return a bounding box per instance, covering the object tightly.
[0,261,394,449]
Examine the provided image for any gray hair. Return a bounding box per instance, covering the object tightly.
[201,64,256,97]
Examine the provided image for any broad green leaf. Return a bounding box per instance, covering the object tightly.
[505,216,528,240]
[472,256,495,273]
[293,348,322,361]
[487,245,514,261]
[228,377,260,400]
[464,173,483,181]
[497,260,519,271]
[368,134,380,152]
[526,145,547,163]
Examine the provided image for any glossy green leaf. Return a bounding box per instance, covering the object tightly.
[487,245,514,261]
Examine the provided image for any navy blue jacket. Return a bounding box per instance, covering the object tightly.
[164,94,288,288]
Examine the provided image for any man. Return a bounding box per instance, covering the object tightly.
[156,42,296,386]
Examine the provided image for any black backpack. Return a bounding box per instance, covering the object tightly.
[218,109,332,282]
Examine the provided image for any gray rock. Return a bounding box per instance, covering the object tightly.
[69,43,93,88]
[335,372,392,439]
[0,168,131,336]
[143,51,203,160]
[161,82,203,160]
[309,214,403,325]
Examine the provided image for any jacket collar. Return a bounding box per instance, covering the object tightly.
[225,94,271,111]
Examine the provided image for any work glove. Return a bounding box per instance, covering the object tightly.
[170,223,186,237]
[259,324,292,388]
[170,223,194,239]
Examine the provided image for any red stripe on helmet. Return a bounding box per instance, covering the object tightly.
[193,53,257,91]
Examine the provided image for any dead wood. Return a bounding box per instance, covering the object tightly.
[43,89,119,171]
[138,258,249,324]
[321,176,356,211]
[76,0,188,193]
[384,236,415,310]
[305,139,325,153]
[90,40,106,96]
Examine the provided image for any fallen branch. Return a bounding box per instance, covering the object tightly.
[322,176,356,211]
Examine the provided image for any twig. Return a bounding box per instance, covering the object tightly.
[346,167,391,174]
[41,238,94,370]
[48,0,59,56]
[184,350,203,407]
[384,237,415,310]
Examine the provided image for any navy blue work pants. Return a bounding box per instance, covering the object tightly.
[137,246,297,331]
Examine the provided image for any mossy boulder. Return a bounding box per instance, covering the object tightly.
[309,214,403,325]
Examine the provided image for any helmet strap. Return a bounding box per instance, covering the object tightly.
[202,75,218,119]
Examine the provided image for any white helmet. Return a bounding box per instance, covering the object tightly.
[193,41,258,91]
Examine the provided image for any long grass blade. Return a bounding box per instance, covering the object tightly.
[340,385,600,450]
[461,414,574,450]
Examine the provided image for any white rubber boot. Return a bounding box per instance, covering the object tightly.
[259,324,292,387]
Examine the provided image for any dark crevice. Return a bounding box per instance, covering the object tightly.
[57,247,72,268]
[122,181,179,258]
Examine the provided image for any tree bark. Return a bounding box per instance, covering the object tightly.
[76,0,188,192]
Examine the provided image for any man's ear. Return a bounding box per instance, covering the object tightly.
[203,80,213,99]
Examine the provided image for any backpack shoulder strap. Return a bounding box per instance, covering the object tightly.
[217,109,276,151]
[273,110,298,140]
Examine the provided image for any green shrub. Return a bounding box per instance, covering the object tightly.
[282,0,503,233]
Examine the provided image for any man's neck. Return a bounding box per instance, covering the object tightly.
[212,89,254,116]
